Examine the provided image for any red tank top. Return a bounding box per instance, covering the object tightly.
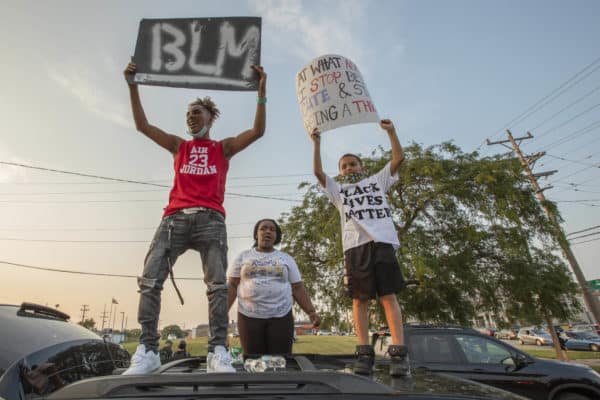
[163,138,229,217]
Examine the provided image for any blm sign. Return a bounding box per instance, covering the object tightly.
[131,17,261,91]
[296,54,379,134]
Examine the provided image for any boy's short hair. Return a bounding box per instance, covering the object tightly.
[338,153,363,168]
[189,97,220,122]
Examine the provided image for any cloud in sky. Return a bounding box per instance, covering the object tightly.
[250,0,370,68]
[47,62,132,129]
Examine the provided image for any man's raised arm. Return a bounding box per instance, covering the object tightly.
[124,61,182,156]
[222,65,267,159]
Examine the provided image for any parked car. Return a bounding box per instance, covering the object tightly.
[564,331,600,352]
[0,302,130,399]
[517,327,554,346]
[373,325,600,400]
[495,327,519,340]
[570,324,600,335]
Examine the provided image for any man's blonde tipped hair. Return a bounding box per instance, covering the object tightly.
[189,97,220,122]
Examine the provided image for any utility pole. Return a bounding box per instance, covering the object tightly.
[120,312,125,333]
[100,304,108,331]
[488,130,600,324]
[80,304,90,323]
[112,304,118,331]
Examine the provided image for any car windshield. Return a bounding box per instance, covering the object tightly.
[575,332,599,339]
[573,325,593,331]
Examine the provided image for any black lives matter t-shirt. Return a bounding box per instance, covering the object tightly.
[323,162,400,252]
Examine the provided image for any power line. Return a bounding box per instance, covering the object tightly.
[539,119,600,152]
[0,235,252,243]
[571,237,600,246]
[0,161,169,188]
[569,231,600,241]
[546,154,599,168]
[555,199,600,203]
[556,202,600,208]
[0,195,303,204]
[530,84,600,132]
[567,225,600,237]
[487,55,600,143]
[0,161,314,182]
[0,221,255,231]
[0,161,302,203]
[536,102,600,138]
[1,260,204,280]
[554,164,600,182]
[541,133,600,166]
[0,182,307,195]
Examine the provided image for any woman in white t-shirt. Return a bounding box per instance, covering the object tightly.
[228,219,321,355]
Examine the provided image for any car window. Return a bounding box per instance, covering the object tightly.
[408,334,460,363]
[455,335,513,365]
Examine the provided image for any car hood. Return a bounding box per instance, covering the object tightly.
[374,368,525,399]
[532,357,595,374]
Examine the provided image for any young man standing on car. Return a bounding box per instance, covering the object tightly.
[122,60,267,374]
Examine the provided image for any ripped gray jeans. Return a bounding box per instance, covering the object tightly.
[137,209,228,353]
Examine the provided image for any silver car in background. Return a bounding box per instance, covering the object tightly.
[517,327,554,346]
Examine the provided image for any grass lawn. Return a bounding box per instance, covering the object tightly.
[525,348,600,360]
[122,335,358,356]
[122,336,600,361]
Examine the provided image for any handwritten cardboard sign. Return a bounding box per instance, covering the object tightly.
[296,54,379,134]
[131,17,261,91]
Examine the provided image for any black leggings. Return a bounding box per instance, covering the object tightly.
[237,311,294,356]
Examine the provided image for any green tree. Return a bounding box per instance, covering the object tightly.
[280,142,580,361]
[126,328,141,341]
[78,318,96,330]
[161,324,185,339]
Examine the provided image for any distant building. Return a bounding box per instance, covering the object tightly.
[191,324,209,338]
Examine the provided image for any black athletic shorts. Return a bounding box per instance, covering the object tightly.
[343,242,405,300]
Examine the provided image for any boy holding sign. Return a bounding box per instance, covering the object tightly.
[311,120,409,377]
[122,61,267,375]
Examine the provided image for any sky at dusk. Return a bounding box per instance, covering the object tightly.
[1,0,599,331]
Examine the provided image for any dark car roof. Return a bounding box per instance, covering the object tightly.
[0,303,101,371]
[48,355,524,400]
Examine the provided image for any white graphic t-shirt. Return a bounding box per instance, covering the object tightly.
[323,162,400,252]
[229,248,302,319]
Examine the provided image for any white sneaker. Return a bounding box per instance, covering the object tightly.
[206,345,236,373]
[122,344,161,375]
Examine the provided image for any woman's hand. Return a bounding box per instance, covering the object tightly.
[309,311,321,328]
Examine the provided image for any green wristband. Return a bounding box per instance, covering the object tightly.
[257,97,267,104]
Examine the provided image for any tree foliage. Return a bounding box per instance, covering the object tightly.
[78,318,96,330]
[161,324,185,339]
[279,142,580,330]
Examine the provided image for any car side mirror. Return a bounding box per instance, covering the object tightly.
[512,354,530,371]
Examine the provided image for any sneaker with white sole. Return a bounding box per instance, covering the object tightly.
[206,345,236,373]
[122,344,161,375]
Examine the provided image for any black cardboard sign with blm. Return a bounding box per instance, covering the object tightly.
[131,17,261,91]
